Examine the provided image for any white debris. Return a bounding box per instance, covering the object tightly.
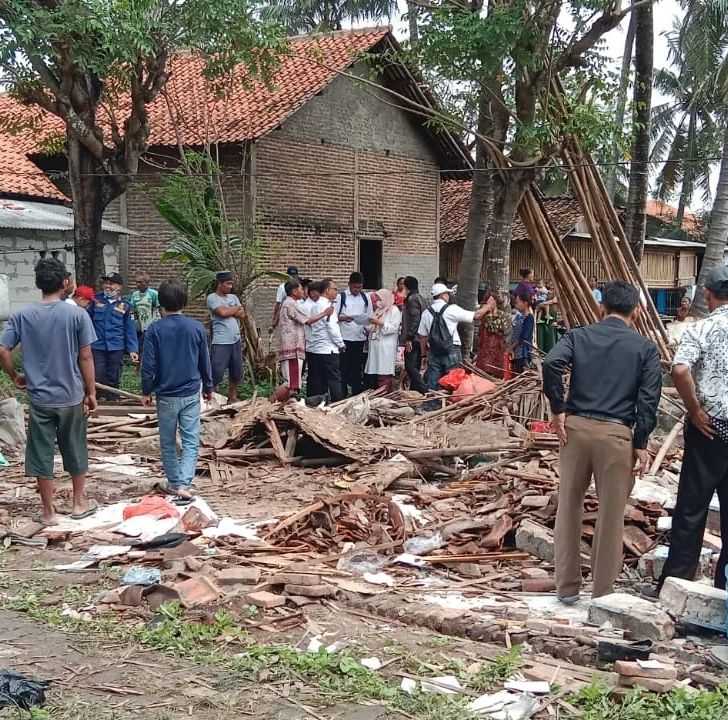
[393,553,429,568]
[360,657,382,670]
[504,680,549,695]
[55,544,132,571]
[391,493,427,526]
[420,675,463,694]
[202,517,266,540]
[362,572,396,587]
[400,677,417,694]
[469,691,539,719]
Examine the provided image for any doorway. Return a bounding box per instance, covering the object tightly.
[359,238,382,290]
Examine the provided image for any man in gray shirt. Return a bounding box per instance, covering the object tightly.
[0,258,98,524]
[206,270,245,404]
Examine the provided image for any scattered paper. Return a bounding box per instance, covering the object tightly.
[504,681,550,694]
[55,544,131,571]
[360,657,382,670]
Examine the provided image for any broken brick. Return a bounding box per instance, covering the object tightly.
[623,525,655,556]
[618,676,677,693]
[521,567,549,580]
[216,567,262,586]
[521,578,556,593]
[245,590,286,609]
[268,572,322,586]
[284,583,336,598]
[615,660,676,680]
[515,519,555,563]
[520,495,550,509]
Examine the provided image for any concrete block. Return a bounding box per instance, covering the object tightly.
[588,593,674,641]
[659,577,727,630]
[515,519,555,563]
[284,583,336,598]
[618,676,677,693]
[638,546,712,581]
[269,572,322,586]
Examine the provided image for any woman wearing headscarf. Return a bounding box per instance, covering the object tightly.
[365,288,402,391]
[475,291,511,378]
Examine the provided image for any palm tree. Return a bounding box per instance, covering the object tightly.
[266,0,397,33]
[623,0,653,264]
[650,24,720,226]
[678,0,728,316]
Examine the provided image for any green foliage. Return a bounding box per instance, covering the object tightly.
[574,682,728,720]
[156,150,285,299]
[265,0,396,33]
[469,647,522,692]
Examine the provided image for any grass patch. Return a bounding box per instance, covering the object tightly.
[574,682,728,720]
[470,646,522,692]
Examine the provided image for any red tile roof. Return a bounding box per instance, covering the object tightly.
[645,199,702,236]
[0,133,66,201]
[440,180,583,245]
[0,28,391,200]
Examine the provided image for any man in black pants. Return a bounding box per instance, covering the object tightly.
[401,276,427,393]
[307,278,345,403]
[336,272,370,396]
[657,266,728,592]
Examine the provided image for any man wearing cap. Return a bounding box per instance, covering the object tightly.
[87,272,138,399]
[417,283,489,396]
[207,271,245,404]
[656,266,728,593]
[272,266,300,330]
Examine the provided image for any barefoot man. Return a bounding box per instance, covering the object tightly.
[0,258,98,524]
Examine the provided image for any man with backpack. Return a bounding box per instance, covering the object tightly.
[417,282,489,397]
[335,271,371,396]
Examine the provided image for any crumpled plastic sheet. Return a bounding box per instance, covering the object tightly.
[0,670,49,710]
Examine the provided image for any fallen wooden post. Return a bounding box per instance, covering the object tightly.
[649,419,683,476]
[405,443,523,459]
[95,382,145,403]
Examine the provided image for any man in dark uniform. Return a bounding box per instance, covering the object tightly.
[87,272,138,399]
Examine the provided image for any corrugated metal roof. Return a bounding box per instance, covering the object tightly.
[0,199,134,233]
[645,237,705,249]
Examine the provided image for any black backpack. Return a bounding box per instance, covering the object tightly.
[339,291,369,313]
[427,304,454,355]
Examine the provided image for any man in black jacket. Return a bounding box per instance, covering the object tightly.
[543,281,662,602]
[401,276,427,393]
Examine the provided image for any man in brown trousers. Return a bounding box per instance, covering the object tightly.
[543,281,661,603]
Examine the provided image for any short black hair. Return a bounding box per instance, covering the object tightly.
[404,276,419,293]
[300,278,311,289]
[710,284,728,301]
[35,257,67,294]
[285,279,301,296]
[602,281,640,316]
[158,279,188,312]
[308,281,322,295]
[349,271,363,285]
[514,291,531,304]
[321,277,335,292]
[520,268,533,279]
[396,276,405,284]
[434,276,448,285]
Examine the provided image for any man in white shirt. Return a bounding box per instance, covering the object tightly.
[271,265,300,329]
[307,278,345,402]
[335,271,370,396]
[417,282,488,395]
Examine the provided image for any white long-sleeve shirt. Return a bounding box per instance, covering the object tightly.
[335,289,371,342]
[307,298,345,354]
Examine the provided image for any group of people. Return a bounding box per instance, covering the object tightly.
[0,258,217,522]
[270,269,506,404]
[543,267,728,602]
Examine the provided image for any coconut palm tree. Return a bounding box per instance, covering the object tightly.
[650,23,720,226]
[678,0,728,315]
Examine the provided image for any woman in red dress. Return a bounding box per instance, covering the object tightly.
[475,291,511,378]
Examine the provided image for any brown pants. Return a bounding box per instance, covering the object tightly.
[555,415,634,599]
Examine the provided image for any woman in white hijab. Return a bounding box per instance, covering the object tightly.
[365,288,401,391]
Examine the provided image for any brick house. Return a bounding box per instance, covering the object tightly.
[1,28,470,330]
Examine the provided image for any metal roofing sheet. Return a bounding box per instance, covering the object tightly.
[0,199,134,233]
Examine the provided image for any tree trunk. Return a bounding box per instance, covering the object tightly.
[693,122,728,317]
[456,93,494,355]
[606,10,635,201]
[407,0,419,43]
[676,108,697,227]
[624,0,653,264]
[483,177,527,295]
[68,136,107,285]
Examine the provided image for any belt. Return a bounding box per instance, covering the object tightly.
[571,412,631,429]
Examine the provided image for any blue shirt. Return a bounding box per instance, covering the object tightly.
[513,311,535,361]
[141,314,213,397]
[0,300,97,407]
[88,293,138,353]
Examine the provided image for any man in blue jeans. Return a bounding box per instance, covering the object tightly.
[142,279,213,500]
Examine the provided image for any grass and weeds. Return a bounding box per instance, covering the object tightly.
[574,682,728,719]
[5,578,728,720]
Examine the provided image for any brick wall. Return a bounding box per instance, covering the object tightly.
[113,62,442,336]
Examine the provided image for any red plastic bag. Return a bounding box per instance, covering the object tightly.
[450,374,496,403]
[529,421,553,434]
[438,367,468,391]
[122,495,180,521]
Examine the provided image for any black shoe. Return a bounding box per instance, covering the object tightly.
[638,583,660,600]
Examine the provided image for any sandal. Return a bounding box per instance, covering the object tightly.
[70,500,99,520]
